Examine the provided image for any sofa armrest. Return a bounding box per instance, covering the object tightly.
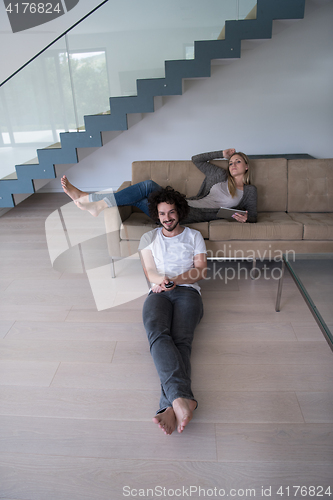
[116,181,133,222]
[118,180,131,191]
[104,181,132,257]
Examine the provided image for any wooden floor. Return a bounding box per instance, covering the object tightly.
[0,193,332,500]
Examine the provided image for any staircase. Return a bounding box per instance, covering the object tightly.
[0,0,306,208]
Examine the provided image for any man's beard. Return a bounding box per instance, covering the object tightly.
[162,219,179,232]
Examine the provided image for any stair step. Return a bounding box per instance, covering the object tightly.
[2,172,18,180]
[44,142,62,149]
[22,157,39,165]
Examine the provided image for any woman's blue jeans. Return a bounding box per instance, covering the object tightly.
[89,180,161,217]
[142,286,204,413]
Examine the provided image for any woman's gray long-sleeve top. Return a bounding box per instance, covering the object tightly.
[182,150,257,224]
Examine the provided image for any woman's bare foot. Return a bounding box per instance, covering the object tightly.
[152,407,177,435]
[61,175,88,201]
[74,196,108,217]
[172,398,197,433]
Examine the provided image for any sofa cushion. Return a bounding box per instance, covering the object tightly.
[209,212,303,241]
[287,159,333,212]
[250,158,288,212]
[288,213,333,240]
[120,213,158,240]
[183,222,209,239]
[132,161,205,198]
[120,212,209,240]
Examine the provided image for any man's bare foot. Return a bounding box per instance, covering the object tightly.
[152,407,177,436]
[61,175,88,201]
[74,195,108,217]
[172,398,197,433]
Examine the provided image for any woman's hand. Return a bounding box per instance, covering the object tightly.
[223,148,236,160]
[232,211,248,223]
[151,284,164,293]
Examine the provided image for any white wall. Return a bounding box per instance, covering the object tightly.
[34,0,333,193]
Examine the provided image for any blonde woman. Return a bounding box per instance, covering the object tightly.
[183,149,257,223]
[61,148,257,223]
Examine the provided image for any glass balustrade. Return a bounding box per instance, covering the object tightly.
[0,37,77,180]
[0,0,256,181]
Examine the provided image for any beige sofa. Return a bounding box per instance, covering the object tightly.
[105,157,333,262]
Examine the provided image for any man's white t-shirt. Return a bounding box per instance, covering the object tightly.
[138,226,207,294]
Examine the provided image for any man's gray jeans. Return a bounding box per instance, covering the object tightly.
[142,286,204,413]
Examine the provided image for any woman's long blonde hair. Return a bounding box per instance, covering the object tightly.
[227,152,251,197]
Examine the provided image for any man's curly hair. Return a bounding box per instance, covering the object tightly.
[148,186,190,223]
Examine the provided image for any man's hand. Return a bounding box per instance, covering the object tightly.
[152,279,176,293]
[232,210,248,223]
[223,148,236,160]
[160,279,176,291]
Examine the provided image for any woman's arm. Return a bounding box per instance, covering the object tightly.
[191,149,235,178]
[237,185,257,223]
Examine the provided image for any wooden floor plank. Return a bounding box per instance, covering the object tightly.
[0,280,13,293]
[0,387,159,420]
[191,363,333,392]
[0,339,117,363]
[51,362,158,390]
[0,320,14,339]
[0,305,71,322]
[195,321,298,341]
[195,391,304,423]
[6,321,147,341]
[216,423,333,462]
[296,392,333,423]
[65,308,143,323]
[0,416,217,461]
[0,360,59,386]
[292,323,327,341]
[3,278,96,308]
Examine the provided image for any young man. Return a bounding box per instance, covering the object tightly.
[139,186,207,435]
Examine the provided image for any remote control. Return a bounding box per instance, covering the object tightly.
[165,281,174,288]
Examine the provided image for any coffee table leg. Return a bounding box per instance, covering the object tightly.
[275,260,285,312]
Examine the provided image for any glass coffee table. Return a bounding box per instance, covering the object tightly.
[276,253,333,352]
